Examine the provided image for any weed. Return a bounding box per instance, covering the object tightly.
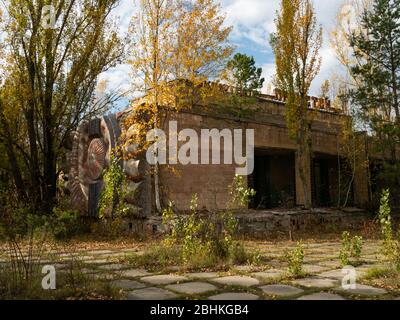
[284,241,304,277]
[339,231,363,266]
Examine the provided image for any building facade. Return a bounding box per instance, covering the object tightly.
[65,91,397,217]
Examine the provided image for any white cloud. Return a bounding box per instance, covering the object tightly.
[222,0,277,46]
[260,62,275,94]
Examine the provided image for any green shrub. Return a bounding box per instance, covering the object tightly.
[98,154,128,219]
[90,217,127,239]
[340,231,351,266]
[351,235,363,262]
[340,231,363,266]
[228,174,256,209]
[229,241,249,265]
[51,208,81,239]
[158,175,257,269]
[284,241,304,277]
[125,245,182,269]
[377,189,400,271]
[378,189,395,257]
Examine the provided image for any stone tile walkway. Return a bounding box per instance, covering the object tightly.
[5,240,396,300]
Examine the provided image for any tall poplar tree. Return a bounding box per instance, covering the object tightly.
[270,0,322,208]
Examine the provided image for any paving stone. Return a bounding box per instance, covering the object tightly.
[127,287,178,300]
[59,253,79,258]
[211,276,260,287]
[234,265,254,272]
[297,292,346,300]
[266,260,285,268]
[85,259,109,264]
[167,266,181,272]
[92,273,116,280]
[86,250,114,255]
[292,278,338,288]
[121,248,142,253]
[302,264,329,274]
[53,263,68,270]
[59,256,77,262]
[305,254,336,262]
[81,268,98,274]
[100,253,126,258]
[356,264,386,271]
[317,269,345,280]
[208,292,259,300]
[141,274,188,285]
[317,260,341,268]
[76,255,96,261]
[186,272,220,279]
[110,279,146,290]
[338,284,387,296]
[166,282,217,295]
[306,243,326,249]
[260,284,304,297]
[120,269,152,278]
[318,269,366,281]
[251,270,283,280]
[361,256,380,263]
[98,264,126,271]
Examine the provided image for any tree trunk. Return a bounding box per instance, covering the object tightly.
[0,107,27,200]
[42,31,57,214]
[296,123,312,209]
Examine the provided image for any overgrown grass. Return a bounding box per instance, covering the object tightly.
[125,177,261,272]
[119,241,261,272]
[0,259,122,300]
[363,267,400,291]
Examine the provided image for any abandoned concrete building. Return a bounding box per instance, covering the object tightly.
[66,88,399,227]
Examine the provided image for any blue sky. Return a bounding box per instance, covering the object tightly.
[102,0,346,109]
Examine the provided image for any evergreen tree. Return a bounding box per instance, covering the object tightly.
[349,0,400,197]
[350,0,400,158]
[226,53,265,95]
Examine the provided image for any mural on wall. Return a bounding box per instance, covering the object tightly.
[66,112,151,217]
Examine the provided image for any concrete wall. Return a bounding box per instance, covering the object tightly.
[157,101,362,210]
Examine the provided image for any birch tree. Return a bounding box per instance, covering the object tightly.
[127,0,232,212]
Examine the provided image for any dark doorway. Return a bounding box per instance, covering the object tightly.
[249,149,295,209]
[312,158,331,207]
[311,154,354,207]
